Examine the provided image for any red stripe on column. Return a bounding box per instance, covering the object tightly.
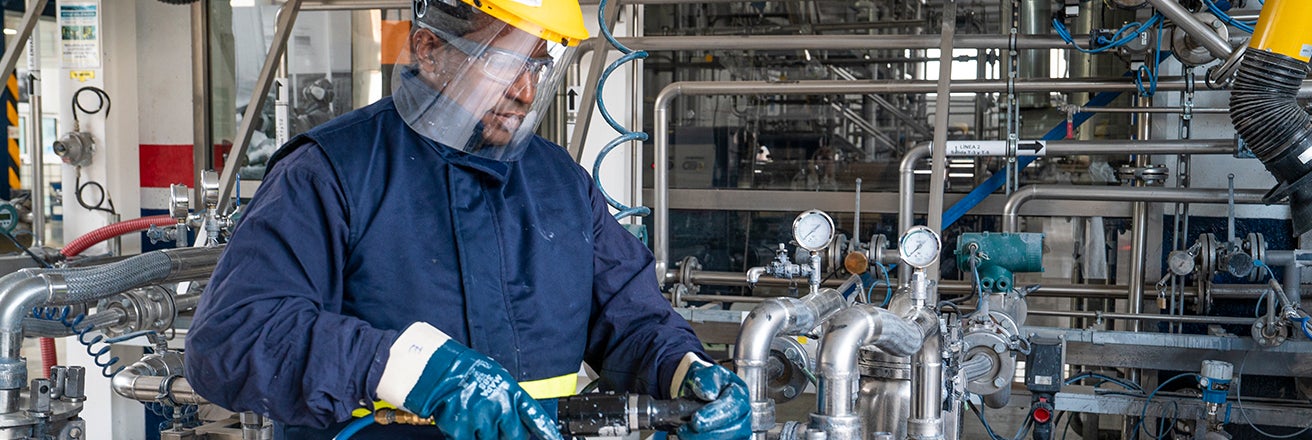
[140,144,195,189]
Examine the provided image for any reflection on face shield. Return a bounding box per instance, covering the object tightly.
[393,13,577,162]
[420,22,556,87]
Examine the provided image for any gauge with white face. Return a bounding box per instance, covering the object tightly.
[899,226,942,268]
[792,210,835,252]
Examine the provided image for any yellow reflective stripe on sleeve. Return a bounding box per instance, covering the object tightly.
[519,373,578,400]
[351,400,399,418]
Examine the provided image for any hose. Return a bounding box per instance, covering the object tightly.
[334,417,376,440]
[1229,48,1312,235]
[592,0,651,221]
[61,215,176,258]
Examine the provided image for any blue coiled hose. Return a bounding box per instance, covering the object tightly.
[33,305,156,377]
[593,0,651,221]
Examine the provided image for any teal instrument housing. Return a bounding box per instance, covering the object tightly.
[955,232,1045,293]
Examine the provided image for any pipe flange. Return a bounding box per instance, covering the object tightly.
[1197,234,1218,279]
[767,337,811,403]
[1246,233,1267,282]
[961,331,1016,396]
[1170,14,1230,67]
[808,413,861,440]
[677,257,701,297]
[1252,320,1289,347]
[1116,164,1170,186]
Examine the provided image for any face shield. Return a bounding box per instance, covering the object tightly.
[393,5,579,162]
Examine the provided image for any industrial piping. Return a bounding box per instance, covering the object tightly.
[1229,0,1312,235]
[810,305,936,440]
[0,246,221,414]
[1002,186,1270,233]
[735,287,847,437]
[652,79,1289,283]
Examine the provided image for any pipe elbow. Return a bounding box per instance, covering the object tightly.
[746,267,767,286]
[736,298,792,362]
[110,366,142,399]
[899,143,931,174]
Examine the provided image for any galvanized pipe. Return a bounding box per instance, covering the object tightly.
[1003,186,1270,233]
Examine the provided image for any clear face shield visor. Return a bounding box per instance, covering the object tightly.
[392,16,577,162]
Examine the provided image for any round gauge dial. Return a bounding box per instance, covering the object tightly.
[792,210,835,252]
[899,226,942,268]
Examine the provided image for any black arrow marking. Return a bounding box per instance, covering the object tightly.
[567,89,578,111]
[1019,141,1044,153]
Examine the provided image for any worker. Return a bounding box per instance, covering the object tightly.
[183,0,750,438]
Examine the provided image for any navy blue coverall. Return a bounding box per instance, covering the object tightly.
[184,97,708,438]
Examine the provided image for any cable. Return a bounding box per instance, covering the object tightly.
[1133,372,1198,440]
[1053,13,1163,54]
[1065,372,1143,391]
[0,228,51,268]
[333,417,376,440]
[875,261,893,307]
[74,169,116,215]
[71,86,110,129]
[1237,352,1312,438]
[593,0,650,222]
[1135,22,1164,97]
[1203,0,1256,34]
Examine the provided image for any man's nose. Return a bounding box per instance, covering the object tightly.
[505,70,537,103]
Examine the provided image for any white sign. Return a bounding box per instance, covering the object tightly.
[945,140,1047,157]
[58,0,101,69]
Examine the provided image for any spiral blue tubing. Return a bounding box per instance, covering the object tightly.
[593,0,651,221]
[34,306,157,377]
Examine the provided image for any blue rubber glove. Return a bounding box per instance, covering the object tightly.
[376,323,563,440]
[670,353,752,439]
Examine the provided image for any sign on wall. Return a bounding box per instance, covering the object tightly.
[58,0,101,69]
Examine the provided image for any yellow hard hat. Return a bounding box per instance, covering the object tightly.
[415,0,589,47]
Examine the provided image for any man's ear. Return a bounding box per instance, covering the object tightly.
[409,29,444,73]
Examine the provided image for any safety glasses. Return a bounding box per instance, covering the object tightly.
[418,21,555,85]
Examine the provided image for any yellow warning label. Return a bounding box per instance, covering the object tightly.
[69,71,95,82]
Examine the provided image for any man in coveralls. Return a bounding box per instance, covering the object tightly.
[184,0,751,438]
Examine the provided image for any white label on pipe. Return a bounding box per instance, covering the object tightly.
[945,140,1046,157]
[1301,44,1312,59]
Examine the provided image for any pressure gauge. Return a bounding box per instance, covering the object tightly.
[899,226,942,268]
[792,210,835,252]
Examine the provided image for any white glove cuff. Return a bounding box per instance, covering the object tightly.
[376,322,452,409]
[669,352,712,398]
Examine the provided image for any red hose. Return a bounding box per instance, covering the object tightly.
[39,337,56,378]
[60,215,178,258]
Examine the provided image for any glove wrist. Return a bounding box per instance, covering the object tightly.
[376,322,456,413]
[669,352,711,398]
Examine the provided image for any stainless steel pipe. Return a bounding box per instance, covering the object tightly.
[1003,186,1270,233]
[735,288,847,437]
[614,34,1079,52]
[1146,0,1234,59]
[812,306,935,440]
